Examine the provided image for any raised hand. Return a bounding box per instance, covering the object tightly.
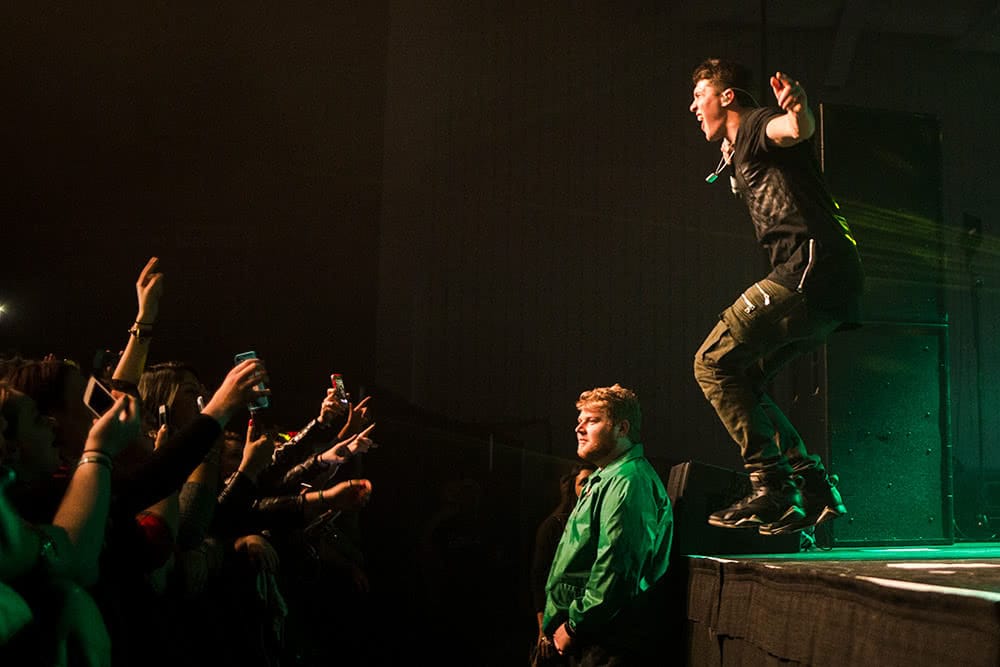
[152,424,168,450]
[135,256,164,325]
[239,419,274,481]
[201,359,270,427]
[85,394,142,458]
[766,71,815,145]
[770,72,807,115]
[318,387,349,426]
[318,422,377,467]
[339,395,372,438]
[319,478,373,511]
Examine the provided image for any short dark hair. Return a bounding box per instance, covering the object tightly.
[692,58,757,107]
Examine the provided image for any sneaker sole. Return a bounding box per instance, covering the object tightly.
[707,515,767,529]
[759,505,847,536]
[711,504,806,530]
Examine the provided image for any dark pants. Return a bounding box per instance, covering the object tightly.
[694,279,840,475]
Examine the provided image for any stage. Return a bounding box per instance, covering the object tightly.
[683,542,1000,667]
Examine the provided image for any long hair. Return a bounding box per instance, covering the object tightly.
[138,361,202,412]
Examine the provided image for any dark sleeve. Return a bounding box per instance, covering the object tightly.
[110,414,223,516]
[211,472,260,538]
[274,454,339,492]
[258,418,335,492]
[747,106,785,154]
[246,494,307,530]
[530,515,566,613]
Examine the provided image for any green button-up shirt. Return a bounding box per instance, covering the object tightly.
[542,444,673,640]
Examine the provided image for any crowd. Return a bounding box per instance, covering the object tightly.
[0,257,378,666]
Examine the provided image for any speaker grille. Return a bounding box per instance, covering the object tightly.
[827,323,953,545]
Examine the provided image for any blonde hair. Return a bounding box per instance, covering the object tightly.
[576,384,641,442]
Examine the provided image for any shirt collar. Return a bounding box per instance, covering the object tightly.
[585,443,644,487]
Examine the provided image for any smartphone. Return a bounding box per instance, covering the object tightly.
[331,373,349,406]
[83,376,116,419]
[234,350,269,411]
[157,404,170,434]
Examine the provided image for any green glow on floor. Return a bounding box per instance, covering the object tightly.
[717,542,1000,562]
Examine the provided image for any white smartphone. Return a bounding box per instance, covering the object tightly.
[83,376,116,419]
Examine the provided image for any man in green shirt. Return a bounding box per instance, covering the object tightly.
[542,384,673,664]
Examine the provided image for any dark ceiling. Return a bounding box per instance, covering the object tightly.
[682,1,1000,86]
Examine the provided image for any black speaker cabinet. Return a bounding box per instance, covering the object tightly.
[666,460,799,556]
[826,322,953,546]
[819,103,945,325]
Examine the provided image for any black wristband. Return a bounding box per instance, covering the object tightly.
[127,322,154,340]
[564,621,577,638]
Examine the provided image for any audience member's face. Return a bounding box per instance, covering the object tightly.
[575,406,625,467]
[169,371,206,429]
[4,391,60,481]
[52,366,93,458]
[574,468,592,498]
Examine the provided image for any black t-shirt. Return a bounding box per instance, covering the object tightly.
[731,107,863,322]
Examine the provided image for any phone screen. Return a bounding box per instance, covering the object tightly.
[331,373,349,405]
[234,350,269,411]
[83,376,116,418]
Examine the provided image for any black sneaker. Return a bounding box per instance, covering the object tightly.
[759,468,847,535]
[708,471,805,529]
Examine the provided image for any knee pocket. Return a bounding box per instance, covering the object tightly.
[722,282,806,346]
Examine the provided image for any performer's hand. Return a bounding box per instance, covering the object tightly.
[770,71,807,115]
[553,622,574,655]
[766,71,815,144]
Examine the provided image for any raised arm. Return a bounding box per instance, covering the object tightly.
[274,423,377,490]
[111,257,164,390]
[765,72,815,147]
[112,358,269,515]
[52,394,141,585]
[200,358,270,430]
